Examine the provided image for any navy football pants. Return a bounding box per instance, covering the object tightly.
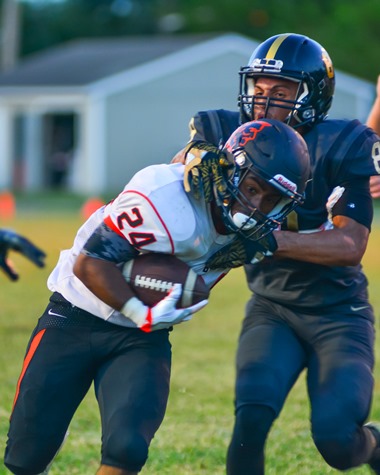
[227,294,375,474]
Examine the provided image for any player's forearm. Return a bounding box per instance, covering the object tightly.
[367,75,380,134]
[366,97,380,135]
[171,147,186,164]
[73,254,134,310]
[370,176,380,198]
[273,226,368,266]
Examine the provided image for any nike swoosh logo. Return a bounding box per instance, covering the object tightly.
[48,308,67,318]
[350,305,369,312]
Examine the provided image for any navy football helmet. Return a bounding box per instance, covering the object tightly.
[219,119,310,240]
[238,33,335,128]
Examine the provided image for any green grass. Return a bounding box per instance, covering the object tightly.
[0,203,380,474]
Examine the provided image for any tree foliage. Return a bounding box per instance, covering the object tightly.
[10,0,380,82]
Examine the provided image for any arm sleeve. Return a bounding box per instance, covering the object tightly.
[330,179,373,230]
[81,221,139,263]
[326,121,377,229]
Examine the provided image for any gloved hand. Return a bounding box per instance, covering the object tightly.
[0,229,46,281]
[246,232,278,262]
[121,283,208,332]
[205,233,278,269]
[326,185,345,223]
[183,141,231,202]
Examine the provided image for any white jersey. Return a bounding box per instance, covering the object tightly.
[48,163,234,327]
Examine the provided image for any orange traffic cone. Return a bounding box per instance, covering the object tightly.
[0,191,16,220]
[81,197,105,220]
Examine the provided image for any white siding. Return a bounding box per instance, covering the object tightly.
[104,51,248,192]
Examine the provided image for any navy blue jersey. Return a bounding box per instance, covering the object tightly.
[189,110,380,310]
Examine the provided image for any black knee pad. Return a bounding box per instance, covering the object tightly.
[312,405,358,470]
[234,404,276,445]
[313,416,357,471]
[102,432,149,472]
[314,436,354,471]
[235,364,284,415]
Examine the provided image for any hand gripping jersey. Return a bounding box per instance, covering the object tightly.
[48,163,233,327]
[188,110,380,310]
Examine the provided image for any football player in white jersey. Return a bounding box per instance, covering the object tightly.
[4,119,310,475]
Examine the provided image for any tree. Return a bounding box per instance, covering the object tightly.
[10,0,380,82]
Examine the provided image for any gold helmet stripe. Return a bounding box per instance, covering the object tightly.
[266,34,290,59]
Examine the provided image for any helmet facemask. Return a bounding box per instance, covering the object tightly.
[239,71,318,129]
[217,118,310,242]
[238,34,335,129]
[217,151,304,242]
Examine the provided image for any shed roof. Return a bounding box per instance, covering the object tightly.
[0,34,216,86]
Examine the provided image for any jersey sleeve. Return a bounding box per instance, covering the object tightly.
[327,120,380,181]
[103,189,175,254]
[352,127,380,178]
[325,120,378,229]
[329,179,373,229]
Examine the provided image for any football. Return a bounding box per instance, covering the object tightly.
[122,253,210,308]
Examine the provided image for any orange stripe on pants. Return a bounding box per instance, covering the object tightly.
[11,329,46,414]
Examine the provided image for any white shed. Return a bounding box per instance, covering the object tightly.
[0,33,375,194]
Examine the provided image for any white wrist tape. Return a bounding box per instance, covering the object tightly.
[121,297,147,327]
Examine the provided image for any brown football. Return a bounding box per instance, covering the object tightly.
[122,253,210,308]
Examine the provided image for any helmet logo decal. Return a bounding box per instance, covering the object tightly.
[271,174,297,192]
[226,121,272,152]
[321,49,334,79]
[251,57,283,73]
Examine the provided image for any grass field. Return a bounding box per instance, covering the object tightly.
[0,197,380,474]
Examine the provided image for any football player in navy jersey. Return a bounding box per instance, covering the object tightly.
[4,120,311,475]
[177,33,380,474]
[367,74,380,198]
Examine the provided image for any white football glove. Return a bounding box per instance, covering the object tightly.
[326,186,345,224]
[121,283,208,332]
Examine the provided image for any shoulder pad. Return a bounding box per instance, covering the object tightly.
[307,119,380,180]
[190,110,239,146]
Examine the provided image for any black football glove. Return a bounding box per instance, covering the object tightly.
[0,229,46,281]
[205,233,278,270]
[183,141,231,202]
